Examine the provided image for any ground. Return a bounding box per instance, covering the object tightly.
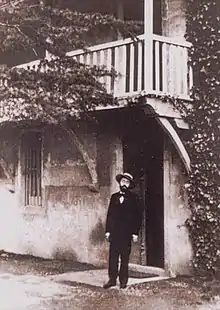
[0,251,220,310]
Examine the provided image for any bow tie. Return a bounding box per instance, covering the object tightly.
[119,192,125,196]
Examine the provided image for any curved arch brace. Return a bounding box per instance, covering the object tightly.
[157,117,191,174]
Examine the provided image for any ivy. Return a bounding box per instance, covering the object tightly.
[0,0,141,123]
[125,0,220,277]
[181,0,220,277]
[0,0,142,57]
[0,57,117,123]
[0,0,141,187]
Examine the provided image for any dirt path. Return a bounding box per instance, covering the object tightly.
[0,251,220,310]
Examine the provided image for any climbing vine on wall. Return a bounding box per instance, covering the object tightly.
[0,0,141,187]
[133,0,220,277]
[0,0,142,123]
[183,0,220,276]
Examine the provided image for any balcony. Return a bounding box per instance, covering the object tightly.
[16,33,192,102]
[67,34,193,101]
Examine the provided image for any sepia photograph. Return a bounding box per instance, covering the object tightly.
[0,0,219,309]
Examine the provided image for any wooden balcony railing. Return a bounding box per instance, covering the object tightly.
[67,34,193,100]
[15,34,193,101]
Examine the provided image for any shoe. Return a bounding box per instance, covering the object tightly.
[120,283,127,289]
[103,280,116,289]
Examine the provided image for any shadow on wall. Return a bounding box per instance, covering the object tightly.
[89,218,105,245]
[0,185,107,262]
[0,187,79,259]
[52,248,78,261]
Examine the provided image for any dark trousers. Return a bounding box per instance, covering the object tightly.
[108,241,131,284]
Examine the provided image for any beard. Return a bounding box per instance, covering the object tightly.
[120,185,129,192]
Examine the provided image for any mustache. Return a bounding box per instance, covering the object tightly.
[120,185,129,190]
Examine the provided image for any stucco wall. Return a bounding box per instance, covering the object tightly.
[0,127,21,253]
[0,121,193,274]
[17,186,110,265]
[0,124,124,267]
[164,139,193,275]
[162,0,186,38]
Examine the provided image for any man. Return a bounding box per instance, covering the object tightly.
[103,172,143,289]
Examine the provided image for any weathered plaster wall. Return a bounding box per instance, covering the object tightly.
[0,127,21,253]
[162,0,186,38]
[0,124,124,267]
[43,125,96,187]
[20,186,110,265]
[164,139,193,275]
[0,121,193,274]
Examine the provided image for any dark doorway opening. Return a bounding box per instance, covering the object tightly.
[123,115,164,268]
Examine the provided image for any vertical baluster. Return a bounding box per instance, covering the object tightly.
[120,44,127,95]
[172,45,177,96]
[38,137,41,207]
[33,148,36,206]
[92,51,99,84]
[176,46,182,96]
[99,49,105,84]
[38,137,42,206]
[24,146,27,206]
[103,50,107,89]
[35,147,38,207]
[169,44,175,96]
[105,48,112,93]
[155,40,160,92]
[39,138,42,206]
[27,146,30,206]
[29,147,32,206]
[31,147,34,206]
[85,53,90,66]
[79,54,84,64]
[113,46,120,96]
[137,41,143,92]
[93,51,98,66]
[182,47,188,97]
[129,43,135,94]
[162,42,168,94]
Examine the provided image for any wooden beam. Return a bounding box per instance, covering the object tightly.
[157,117,191,174]
[174,118,189,130]
[144,0,154,91]
[61,124,99,191]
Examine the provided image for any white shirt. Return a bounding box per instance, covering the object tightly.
[119,195,124,203]
[119,192,125,203]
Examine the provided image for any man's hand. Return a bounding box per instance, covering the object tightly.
[105,232,110,241]
[132,234,138,243]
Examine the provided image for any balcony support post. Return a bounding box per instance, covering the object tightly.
[144,0,154,92]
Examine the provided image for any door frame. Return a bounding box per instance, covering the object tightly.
[122,116,165,268]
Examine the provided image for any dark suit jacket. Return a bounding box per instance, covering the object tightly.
[105,191,144,244]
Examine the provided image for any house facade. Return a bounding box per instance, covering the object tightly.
[0,0,193,276]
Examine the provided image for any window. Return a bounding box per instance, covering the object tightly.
[23,132,42,206]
